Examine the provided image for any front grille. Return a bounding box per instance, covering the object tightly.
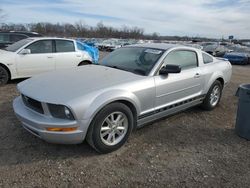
[22,94,44,114]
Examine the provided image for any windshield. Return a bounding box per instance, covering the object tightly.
[100,47,164,75]
[5,38,34,52]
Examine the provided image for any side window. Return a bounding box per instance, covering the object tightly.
[55,40,75,52]
[163,50,198,70]
[10,34,27,42]
[202,52,214,64]
[26,40,53,54]
[0,34,10,43]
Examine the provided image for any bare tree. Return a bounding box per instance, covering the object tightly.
[0,21,157,39]
[75,20,88,37]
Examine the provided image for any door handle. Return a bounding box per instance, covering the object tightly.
[47,56,54,58]
[194,73,201,78]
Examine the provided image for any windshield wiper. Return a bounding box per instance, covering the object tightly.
[107,65,146,76]
[106,65,127,71]
[133,69,146,76]
[106,65,118,69]
[104,65,146,76]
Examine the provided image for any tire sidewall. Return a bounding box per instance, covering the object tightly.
[0,66,9,85]
[88,103,134,153]
[203,81,222,110]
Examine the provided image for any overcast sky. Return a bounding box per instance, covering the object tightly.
[1,0,250,38]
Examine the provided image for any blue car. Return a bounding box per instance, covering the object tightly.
[223,52,250,65]
[76,41,99,64]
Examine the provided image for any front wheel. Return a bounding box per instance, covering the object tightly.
[87,103,134,153]
[201,80,222,110]
[0,66,9,86]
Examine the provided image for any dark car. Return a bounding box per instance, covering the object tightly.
[223,52,250,65]
[0,31,42,49]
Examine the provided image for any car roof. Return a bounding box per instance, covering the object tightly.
[128,43,186,50]
[224,52,248,56]
[0,31,41,37]
[28,37,75,41]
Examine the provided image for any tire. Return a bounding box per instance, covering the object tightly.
[78,61,92,66]
[201,80,222,110]
[87,103,134,154]
[0,66,9,86]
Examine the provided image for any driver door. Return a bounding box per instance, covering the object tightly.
[16,40,55,77]
[154,50,204,109]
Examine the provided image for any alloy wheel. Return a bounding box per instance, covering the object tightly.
[210,85,221,107]
[100,111,128,146]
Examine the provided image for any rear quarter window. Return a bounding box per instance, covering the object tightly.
[202,52,214,64]
[55,40,75,52]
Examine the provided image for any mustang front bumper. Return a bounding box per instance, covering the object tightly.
[13,96,88,144]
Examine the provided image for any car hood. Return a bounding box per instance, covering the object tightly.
[0,49,15,60]
[18,65,143,104]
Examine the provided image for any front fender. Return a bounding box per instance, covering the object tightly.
[82,89,141,121]
[0,62,16,80]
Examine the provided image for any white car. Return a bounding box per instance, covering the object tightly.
[0,37,93,85]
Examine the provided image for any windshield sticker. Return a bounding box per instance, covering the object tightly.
[145,49,162,54]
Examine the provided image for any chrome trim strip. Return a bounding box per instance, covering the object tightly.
[138,94,205,120]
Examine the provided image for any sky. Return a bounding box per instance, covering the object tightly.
[0,0,250,39]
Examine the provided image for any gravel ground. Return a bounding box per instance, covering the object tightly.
[0,53,250,187]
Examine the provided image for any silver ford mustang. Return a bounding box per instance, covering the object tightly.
[13,43,232,153]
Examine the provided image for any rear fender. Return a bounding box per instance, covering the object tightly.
[205,72,224,93]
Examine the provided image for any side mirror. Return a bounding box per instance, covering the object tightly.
[20,49,31,55]
[159,64,181,75]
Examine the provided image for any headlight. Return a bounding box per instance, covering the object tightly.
[48,104,75,120]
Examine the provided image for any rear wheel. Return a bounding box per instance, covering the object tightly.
[0,66,9,86]
[87,103,134,153]
[201,80,222,110]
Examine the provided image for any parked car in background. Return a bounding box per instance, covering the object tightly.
[0,31,42,49]
[13,43,232,153]
[97,39,120,51]
[78,38,105,48]
[223,52,250,65]
[203,44,230,57]
[226,43,250,54]
[106,40,123,51]
[76,40,99,63]
[182,43,203,50]
[98,39,137,51]
[242,42,250,48]
[0,37,93,85]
